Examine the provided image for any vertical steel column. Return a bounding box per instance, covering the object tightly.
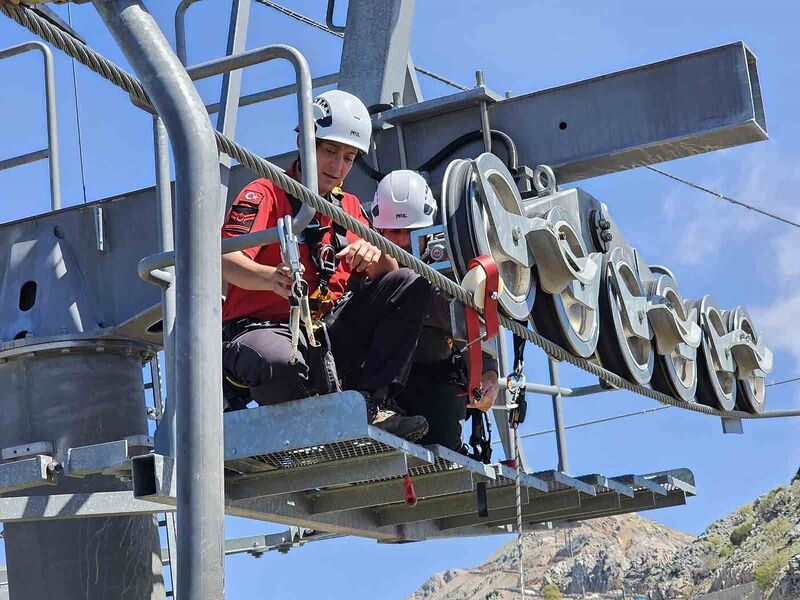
[337,0,417,106]
[216,0,250,219]
[475,70,492,154]
[391,91,408,169]
[548,358,570,473]
[152,116,177,460]
[93,3,224,599]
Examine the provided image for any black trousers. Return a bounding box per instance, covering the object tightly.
[396,363,467,451]
[222,268,429,406]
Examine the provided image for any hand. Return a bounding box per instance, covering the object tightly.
[336,239,382,274]
[467,370,500,413]
[266,262,294,298]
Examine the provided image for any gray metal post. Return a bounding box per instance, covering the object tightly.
[475,70,492,153]
[337,0,417,106]
[0,41,61,210]
[152,116,176,460]
[548,358,570,473]
[92,2,225,599]
[216,0,250,219]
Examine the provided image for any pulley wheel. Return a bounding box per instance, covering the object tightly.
[725,307,767,414]
[442,158,534,320]
[649,274,698,403]
[531,210,600,358]
[693,296,737,411]
[597,247,654,385]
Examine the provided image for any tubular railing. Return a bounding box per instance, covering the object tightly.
[0,41,61,211]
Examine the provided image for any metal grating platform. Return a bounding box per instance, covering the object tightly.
[128,392,698,542]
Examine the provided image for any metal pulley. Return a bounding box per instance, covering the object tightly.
[693,295,738,411]
[530,207,602,358]
[724,306,772,414]
[442,155,535,320]
[596,247,654,384]
[646,268,701,402]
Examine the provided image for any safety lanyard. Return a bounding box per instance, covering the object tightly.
[463,255,500,403]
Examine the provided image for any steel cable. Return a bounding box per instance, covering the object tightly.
[253,0,470,91]
[646,166,800,230]
[5,3,799,421]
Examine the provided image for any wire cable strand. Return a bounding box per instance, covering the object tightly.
[67,4,88,204]
[5,3,800,422]
[767,377,800,388]
[253,0,470,91]
[646,165,800,229]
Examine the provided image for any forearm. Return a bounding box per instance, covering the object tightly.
[221,252,273,291]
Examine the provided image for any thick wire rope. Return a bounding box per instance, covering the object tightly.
[253,0,470,91]
[5,3,799,422]
[646,166,800,230]
[514,428,525,598]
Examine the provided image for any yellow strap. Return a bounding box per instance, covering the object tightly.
[225,375,249,389]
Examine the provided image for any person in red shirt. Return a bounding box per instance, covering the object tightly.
[221,90,429,442]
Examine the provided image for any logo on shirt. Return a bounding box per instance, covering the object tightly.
[223,204,259,235]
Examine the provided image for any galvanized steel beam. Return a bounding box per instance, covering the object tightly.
[92,3,225,598]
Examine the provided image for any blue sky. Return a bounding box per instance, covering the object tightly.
[1,1,799,598]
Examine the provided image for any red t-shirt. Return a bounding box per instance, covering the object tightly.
[221,168,370,324]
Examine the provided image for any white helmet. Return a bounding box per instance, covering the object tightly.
[312,90,371,154]
[371,170,437,229]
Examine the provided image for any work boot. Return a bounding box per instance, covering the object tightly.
[364,394,429,443]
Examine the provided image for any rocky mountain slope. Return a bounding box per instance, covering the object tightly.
[410,479,800,600]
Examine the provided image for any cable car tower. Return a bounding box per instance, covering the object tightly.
[0,1,796,598]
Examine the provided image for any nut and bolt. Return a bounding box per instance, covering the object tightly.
[601,231,613,242]
[511,226,521,241]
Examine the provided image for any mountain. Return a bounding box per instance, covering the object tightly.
[409,479,800,600]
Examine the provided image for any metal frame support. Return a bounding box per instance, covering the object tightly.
[0,41,61,211]
[325,0,346,33]
[337,0,418,106]
[152,117,177,458]
[215,0,251,219]
[548,358,570,474]
[91,3,225,598]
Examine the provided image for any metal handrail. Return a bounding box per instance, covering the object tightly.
[326,0,346,33]
[138,43,322,287]
[0,41,61,211]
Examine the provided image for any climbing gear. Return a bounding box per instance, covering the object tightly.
[507,329,528,429]
[310,89,372,154]
[467,408,493,464]
[370,170,437,229]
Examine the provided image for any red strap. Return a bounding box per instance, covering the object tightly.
[464,255,500,400]
[403,474,418,507]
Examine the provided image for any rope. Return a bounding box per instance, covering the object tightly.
[645,166,800,230]
[6,3,800,422]
[67,4,88,204]
[253,0,470,91]
[514,429,525,597]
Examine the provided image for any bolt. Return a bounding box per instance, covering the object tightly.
[491,291,499,300]
[725,348,731,359]
[601,231,613,242]
[599,219,611,230]
[337,431,343,438]
[558,231,567,241]
[232,448,237,455]
[512,226,521,241]
[638,310,646,323]
[284,440,290,446]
